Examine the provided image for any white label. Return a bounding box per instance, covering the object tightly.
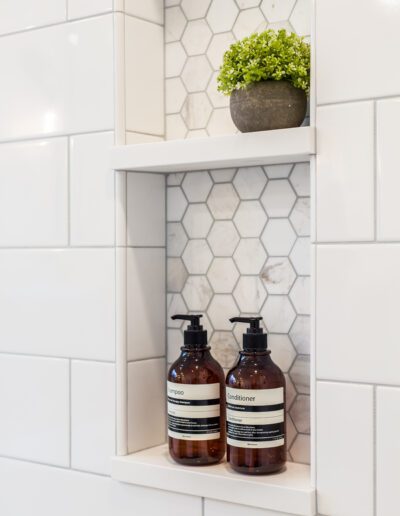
[226,387,285,449]
[167,381,220,441]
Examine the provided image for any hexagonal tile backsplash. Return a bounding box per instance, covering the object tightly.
[165,0,311,139]
[167,163,311,464]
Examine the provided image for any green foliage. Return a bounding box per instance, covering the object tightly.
[217,29,310,96]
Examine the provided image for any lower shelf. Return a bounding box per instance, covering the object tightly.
[111,444,315,516]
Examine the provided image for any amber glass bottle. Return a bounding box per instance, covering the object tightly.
[226,317,286,474]
[167,314,225,465]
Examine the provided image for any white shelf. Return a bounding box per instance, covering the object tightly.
[110,127,315,173]
[112,445,316,516]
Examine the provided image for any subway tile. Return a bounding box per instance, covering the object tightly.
[317,244,400,384]
[125,16,164,135]
[0,457,202,516]
[67,0,112,19]
[316,0,400,103]
[0,16,114,140]
[70,132,115,246]
[127,248,165,361]
[205,499,297,516]
[376,386,400,516]
[124,0,164,24]
[127,358,166,453]
[0,355,69,466]
[317,381,373,516]
[0,0,66,35]
[0,249,115,360]
[127,173,166,246]
[0,138,68,246]
[316,103,374,242]
[71,361,115,475]
[377,98,400,241]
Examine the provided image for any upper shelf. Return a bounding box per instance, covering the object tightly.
[112,444,315,516]
[110,127,315,173]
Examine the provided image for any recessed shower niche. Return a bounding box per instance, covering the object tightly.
[110,129,316,516]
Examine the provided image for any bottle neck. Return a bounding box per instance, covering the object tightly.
[181,345,211,355]
[238,349,271,361]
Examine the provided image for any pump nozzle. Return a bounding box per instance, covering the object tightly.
[171,314,207,347]
[229,316,262,333]
[171,314,203,330]
[229,316,267,351]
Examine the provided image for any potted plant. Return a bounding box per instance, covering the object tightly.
[217,29,310,132]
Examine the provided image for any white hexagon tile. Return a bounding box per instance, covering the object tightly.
[166,163,311,463]
[165,0,311,139]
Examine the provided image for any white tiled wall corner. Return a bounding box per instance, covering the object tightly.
[0,138,68,246]
[70,132,115,246]
[0,457,202,516]
[376,98,400,241]
[316,102,374,242]
[204,499,300,516]
[127,173,166,246]
[376,386,400,516]
[127,358,166,453]
[0,249,116,361]
[0,0,66,35]
[127,247,166,361]
[124,0,164,25]
[316,244,400,384]
[71,361,116,475]
[0,355,69,466]
[316,0,400,104]
[316,381,373,516]
[125,16,164,136]
[0,15,114,140]
[67,0,113,20]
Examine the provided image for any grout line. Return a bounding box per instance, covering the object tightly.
[201,497,205,516]
[0,351,115,363]
[317,94,400,107]
[315,240,400,246]
[69,358,72,468]
[67,136,71,246]
[373,385,377,516]
[0,453,110,477]
[373,101,378,242]
[317,378,400,389]
[0,128,114,146]
[0,245,165,250]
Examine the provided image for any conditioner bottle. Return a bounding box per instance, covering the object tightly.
[226,316,286,474]
[167,314,225,465]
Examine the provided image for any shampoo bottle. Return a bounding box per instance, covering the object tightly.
[167,314,225,465]
[226,316,286,474]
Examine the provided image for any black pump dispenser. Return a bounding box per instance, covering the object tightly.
[230,316,267,351]
[171,314,207,348]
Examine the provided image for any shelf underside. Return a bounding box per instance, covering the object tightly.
[112,444,315,515]
[110,127,315,173]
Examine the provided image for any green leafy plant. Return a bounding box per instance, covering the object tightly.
[217,29,310,95]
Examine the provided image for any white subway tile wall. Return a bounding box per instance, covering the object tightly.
[0,1,166,511]
[165,0,311,138]
[315,0,400,513]
[167,164,311,463]
[0,457,203,516]
[316,382,374,516]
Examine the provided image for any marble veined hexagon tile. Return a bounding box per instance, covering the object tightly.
[165,0,311,139]
[167,163,311,464]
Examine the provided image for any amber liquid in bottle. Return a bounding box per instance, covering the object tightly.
[226,318,286,475]
[168,315,225,466]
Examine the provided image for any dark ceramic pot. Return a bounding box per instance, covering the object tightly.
[230,80,307,132]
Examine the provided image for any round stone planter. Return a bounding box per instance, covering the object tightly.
[230,80,307,132]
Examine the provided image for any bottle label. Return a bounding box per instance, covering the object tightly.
[167,381,220,441]
[226,387,284,449]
